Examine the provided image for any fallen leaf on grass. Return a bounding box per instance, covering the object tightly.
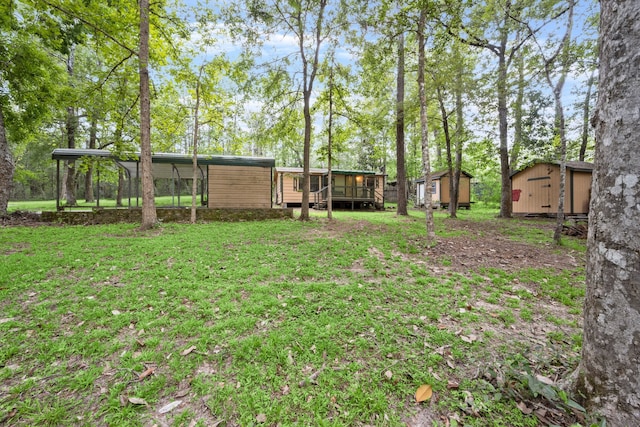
[175,389,190,398]
[158,400,182,414]
[415,384,433,403]
[385,370,393,380]
[0,317,15,324]
[112,310,121,316]
[181,346,197,356]
[128,397,148,406]
[256,413,267,423]
[138,366,155,380]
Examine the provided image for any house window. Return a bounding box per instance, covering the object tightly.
[294,175,320,192]
[431,182,437,193]
[310,175,320,192]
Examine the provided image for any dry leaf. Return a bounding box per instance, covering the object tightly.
[0,317,16,324]
[181,346,197,356]
[175,389,190,398]
[385,370,393,380]
[111,310,121,316]
[158,400,182,414]
[256,413,267,423]
[535,374,554,385]
[447,380,460,389]
[517,401,532,415]
[128,397,148,406]
[415,384,433,403]
[138,366,155,380]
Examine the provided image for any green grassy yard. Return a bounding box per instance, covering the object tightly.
[0,208,591,426]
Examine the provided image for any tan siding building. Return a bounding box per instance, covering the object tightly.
[416,171,473,208]
[274,167,385,209]
[511,161,593,215]
[208,165,272,209]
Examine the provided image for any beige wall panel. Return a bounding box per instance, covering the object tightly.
[512,163,592,214]
[569,171,593,214]
[512,163,556,214]
[208,165,272,208]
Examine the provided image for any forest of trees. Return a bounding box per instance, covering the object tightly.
[1,0,599,221]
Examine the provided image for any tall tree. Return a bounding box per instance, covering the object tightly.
[575,0,640,423]
[442,0,559,218]
[534,0,574,244]
[296,0,327,221]
[395,31,408,215]
[0,0,61,214]
[138,0,156,229]
[417,7,435,240]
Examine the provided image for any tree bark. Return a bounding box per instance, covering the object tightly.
[85,115,97,203]
[191,67,202,224]
[497,22,511,218]
[327,65,334,220]
[298,0,326,221]
[575,1,640,424]
[139,0,157,229]
[396,32,407,216]
[0,107,13,215]
[65,46,78,207]
[545,0,574,245]
[579,69,595,162]
[436,86,454,216]
[510,49,525,172]
[418,10,435,241]
[452,57,463,218]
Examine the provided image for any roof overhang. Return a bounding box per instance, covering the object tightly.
[52,148,275,179]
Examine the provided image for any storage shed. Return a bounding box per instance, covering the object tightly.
[52,149,275,210]
[510,161,593,216]
[415,170,473,209]
[274,167,385,209]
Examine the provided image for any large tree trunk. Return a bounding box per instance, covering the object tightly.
[139,0,157,229]
[497,42,511,218]
[418,10,435,241]
[0,108,13,215]
[65,105,78,207]
[85,115,97,203]
[327,66,334,220]
[452,60,463,217]
[575,1,640,424]
[436,86,454,216]
[65,47,78,207]
[396,32,407,216]
[191,68,202,225]
[298,0,326,221]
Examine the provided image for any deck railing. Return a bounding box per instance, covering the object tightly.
[313,185,378,208]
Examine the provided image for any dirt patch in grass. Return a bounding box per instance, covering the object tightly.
[425,218,584,274]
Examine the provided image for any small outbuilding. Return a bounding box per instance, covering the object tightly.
[415,170,473,209]
[274,167,385,209]
[52,148,275,210]
[510,161,593,216]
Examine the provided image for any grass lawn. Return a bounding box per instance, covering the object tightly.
[0,207,591,426]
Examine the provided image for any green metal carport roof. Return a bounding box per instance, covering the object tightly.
[52,148,275,179]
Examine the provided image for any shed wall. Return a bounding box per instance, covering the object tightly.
[208,165,272,208]
[511,163,592,214]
